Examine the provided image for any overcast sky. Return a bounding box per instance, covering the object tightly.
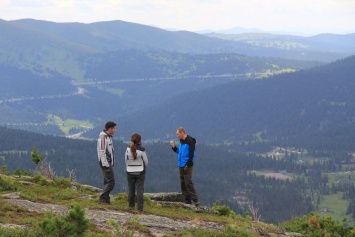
[1,0,354,35]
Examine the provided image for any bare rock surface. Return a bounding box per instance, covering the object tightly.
[4,198,223,236]
[2,192,303,237]
[145,192,185,202]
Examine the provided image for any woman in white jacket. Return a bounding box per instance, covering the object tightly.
[125,133,148,212]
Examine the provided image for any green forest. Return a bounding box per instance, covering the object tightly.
[1,126,355,224]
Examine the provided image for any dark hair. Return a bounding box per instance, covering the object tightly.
[105,121,116,131]
[130,133,141,160]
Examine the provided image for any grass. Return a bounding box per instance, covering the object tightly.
[46,114,93,135]
[327,171,355,184]
[317,171,355,225]
[318,192,353,225]
[0,199,45,226]
[93,85,125,96]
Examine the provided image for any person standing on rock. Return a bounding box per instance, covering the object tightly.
[125,133,148,212]
[97,121,117,204]
[169,127,199,207]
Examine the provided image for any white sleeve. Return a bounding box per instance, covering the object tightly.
[142,151,148,167]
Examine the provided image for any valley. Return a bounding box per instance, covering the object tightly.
[0,18,354,226]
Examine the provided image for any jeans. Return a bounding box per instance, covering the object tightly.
[127,172,146,211]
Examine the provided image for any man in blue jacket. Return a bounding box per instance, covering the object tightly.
[170,127,199,206]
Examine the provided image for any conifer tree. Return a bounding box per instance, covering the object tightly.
[31,146,43,173]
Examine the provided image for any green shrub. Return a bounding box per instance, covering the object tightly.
[12,168,34,176]
[52,177,72,188]
[281,212,355,237]
[37,203,89,237]
[49,188,76,200]
[0,166,9,175]
[211,200,236,218]
[20,190,38,202]
[0,176,17,191]
[33,174,48,186]
[143,194,152,205]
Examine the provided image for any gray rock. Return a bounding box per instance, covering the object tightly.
[81,184,103,193]
[1,192,20,199]
[145,192,185,202]
[17,181,35,186]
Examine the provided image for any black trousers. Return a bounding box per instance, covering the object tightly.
[127,172,146,211]
[99,166,115,203]
[179,166,198,201]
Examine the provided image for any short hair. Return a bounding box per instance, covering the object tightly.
[105,121,116,130]
[177,127,186,134]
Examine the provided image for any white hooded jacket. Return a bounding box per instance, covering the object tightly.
[97,131,114,168]
[125,146,148,173]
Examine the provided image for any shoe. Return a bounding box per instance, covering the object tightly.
[185,200,192,204]
[98,199,109,205]
[185,196,192,204]
[193,199,199,207]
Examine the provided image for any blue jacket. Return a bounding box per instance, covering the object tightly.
[172,135,196,167]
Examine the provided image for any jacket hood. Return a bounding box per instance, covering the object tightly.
[182,135,196,144]
[99,130,111,137]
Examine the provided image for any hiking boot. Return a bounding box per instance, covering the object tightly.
[184,196,192,204]
[193,199,199,207]
[98,199,109,205]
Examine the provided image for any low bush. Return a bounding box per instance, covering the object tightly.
[37,203,89,237]
[0,175,17,191]
[281,212,355,237]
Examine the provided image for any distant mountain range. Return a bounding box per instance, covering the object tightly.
[1,19,355,224]
[197,26,355,36]
[0,18,354,153]
[205,32,355,55]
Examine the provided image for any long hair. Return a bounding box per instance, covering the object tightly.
[130,133,141,160]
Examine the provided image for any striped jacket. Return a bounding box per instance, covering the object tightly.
[97,131,114,168]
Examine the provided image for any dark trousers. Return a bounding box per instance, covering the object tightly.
[179,166,198,201]
[127,172,146,211]
[99,167,115,203]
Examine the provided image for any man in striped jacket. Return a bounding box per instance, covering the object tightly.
[97,121,116,204]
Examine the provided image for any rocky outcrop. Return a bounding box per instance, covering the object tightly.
[3,194,223,236]
[145,192,185,202]
[1,190,303,237]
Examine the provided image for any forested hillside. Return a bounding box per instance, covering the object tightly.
[1,126,355,224]
[110,56,355,152]
[0,128,312,222]
[0,49,318,130]
[1,18,355,225]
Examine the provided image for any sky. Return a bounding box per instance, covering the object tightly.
[1,0,355,35]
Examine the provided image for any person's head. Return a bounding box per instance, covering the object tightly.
[176,127,187,140]
[130,133,141,159]
[105,121,117,135]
